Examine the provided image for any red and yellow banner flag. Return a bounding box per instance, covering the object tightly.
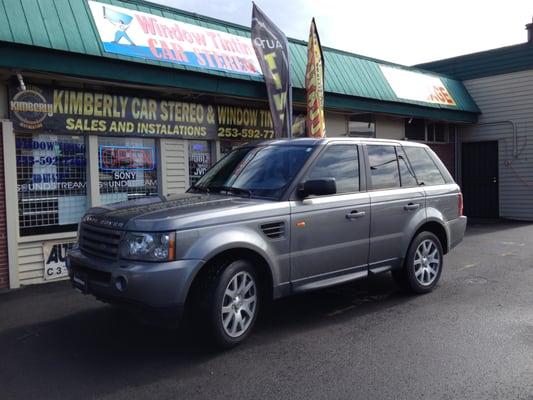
[305,18,325,138]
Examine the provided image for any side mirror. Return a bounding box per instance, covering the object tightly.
[298,178,336,198]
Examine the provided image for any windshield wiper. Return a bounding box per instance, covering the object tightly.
[212,186,253,198]
[189,186,210,194]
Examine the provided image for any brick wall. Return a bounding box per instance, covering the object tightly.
[0,125,9,289]
[428,143,455,179]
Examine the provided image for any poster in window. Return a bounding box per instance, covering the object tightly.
[43,241,76,280]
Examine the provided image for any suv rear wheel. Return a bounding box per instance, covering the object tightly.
[393,231,443,294]
[199,259,260,348]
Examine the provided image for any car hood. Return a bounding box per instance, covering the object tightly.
[83,193,290,231]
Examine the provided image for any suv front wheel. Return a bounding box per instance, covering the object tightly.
[393,231,443,294]
[200,259,260,348]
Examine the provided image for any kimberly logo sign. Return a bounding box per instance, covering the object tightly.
[87,0,262,76]
[10,86,54,130]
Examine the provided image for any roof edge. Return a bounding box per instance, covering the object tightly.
[416,41,532,69]
[0,42,478,124]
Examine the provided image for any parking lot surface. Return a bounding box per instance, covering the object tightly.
[1,221,532,399]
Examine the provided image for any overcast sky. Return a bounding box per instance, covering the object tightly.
[152,0,532,66]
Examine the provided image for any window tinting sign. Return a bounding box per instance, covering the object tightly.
[99,145,155,171]
[88,0,261,76]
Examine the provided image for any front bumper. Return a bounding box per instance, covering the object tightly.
[67,249,204,319]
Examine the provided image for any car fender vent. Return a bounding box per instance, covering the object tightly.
[261,222,285,239]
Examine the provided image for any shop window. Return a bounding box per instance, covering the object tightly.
[189,140,213,187]
[405,119,426,141]
[427,123,450,143]
[98,137,158,205]
[348,114,375,137]
[406,119,451,143]
[16,133,87,236]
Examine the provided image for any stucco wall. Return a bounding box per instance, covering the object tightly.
[375,116,405,140]
[325,112,348,136]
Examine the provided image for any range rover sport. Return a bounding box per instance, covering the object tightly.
[67,138,467,348]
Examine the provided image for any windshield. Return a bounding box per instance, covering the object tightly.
[190,145,315,199]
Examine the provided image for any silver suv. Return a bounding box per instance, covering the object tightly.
[67,138,466,347]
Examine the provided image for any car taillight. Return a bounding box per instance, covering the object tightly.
[458,192,464,216]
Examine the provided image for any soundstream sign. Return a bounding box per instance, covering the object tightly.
[87,0,262,76]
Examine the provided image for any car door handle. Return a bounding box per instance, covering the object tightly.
[404,203,420,211]
[346,210,366,219]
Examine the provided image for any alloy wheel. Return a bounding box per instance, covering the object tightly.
[413,239,441,286]
[221,271,257,338]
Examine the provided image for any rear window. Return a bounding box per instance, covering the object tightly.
[403,146,446,186]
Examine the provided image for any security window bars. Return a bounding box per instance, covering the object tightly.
[16,133,87,236]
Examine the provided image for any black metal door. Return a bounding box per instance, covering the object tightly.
[462,141,499,218]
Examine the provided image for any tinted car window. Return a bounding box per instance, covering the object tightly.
[307,145,359,194]
[367,145,400,190]
[403,146,446,186]
[397,146,418,187]
[192,145,314,199]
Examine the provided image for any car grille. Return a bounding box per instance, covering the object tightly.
[79,223,123,259]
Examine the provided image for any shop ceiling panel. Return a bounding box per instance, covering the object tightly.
[0,0,479,115]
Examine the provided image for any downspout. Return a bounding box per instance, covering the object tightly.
[476,120,518,157]
[454,125,460,183]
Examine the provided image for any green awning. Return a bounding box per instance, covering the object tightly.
[0,0,480,122]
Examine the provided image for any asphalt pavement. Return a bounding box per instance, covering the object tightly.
[1,221,532,400]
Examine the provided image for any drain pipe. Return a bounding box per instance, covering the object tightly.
[475,120,518,157]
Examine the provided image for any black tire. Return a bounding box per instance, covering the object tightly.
[196,259,260,349]
[393,231,444,294]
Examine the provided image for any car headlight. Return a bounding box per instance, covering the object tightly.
[120,232,175,261]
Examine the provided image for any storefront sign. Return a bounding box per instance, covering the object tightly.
[43,241,75,280]
[380,65,456,106]
[99,145,155,171]
[87,1,261,76]
[9,84,275,141]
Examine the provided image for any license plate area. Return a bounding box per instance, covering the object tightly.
[72,272,89,294]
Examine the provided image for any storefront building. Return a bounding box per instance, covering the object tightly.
[0,0,479,289]
[418,22,533,221]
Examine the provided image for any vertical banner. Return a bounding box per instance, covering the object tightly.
[251,3,292,138]
[306,18,326,138]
